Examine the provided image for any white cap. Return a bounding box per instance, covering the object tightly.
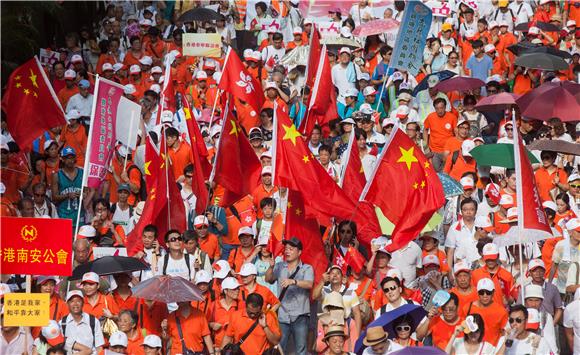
[109,331,128,347]
[65,290,83,302]
[542,200,557,212]
[363,86,377,96]
[359,72,371,81]
[568,173,580,183]
[251,51,262,61]
[78,225,97,238]
[139,56,153,66]
[453,261,471,275]
[474,215,493,230]
[41,320,64,346]
[461,139,475,157]
[193,215,209,227]
[210,124,222,138]
[539,0,552,4]
[293,26,302,34]
[528,259,546,273]
[65,109,82,122]
[567,20,577,27]
[37,276,59,285]
[243,48,253,59]
[339,46,351,55]
[477,278,495,291]
[498,21,509,28]
[260,150,272,160]
[391,71,404,82]
[360,103,374,115]
[238,226,254,237]
[221,276,240,290]
[482,243,499,259]
[43,139,57,151]
[213,260,231,279]
[139,18,152,26]
[422,254,440,267]
[81,272,99,284]
[124,84,137,95]
[112,63,124,72]
[524,284,544,299]
[151,66,163,74]
[488,21,499,29]
[264,81,277,90]
[527,308,541,329]
[486,74,502,84]
[71,54,83,63]
[371,236,390,249]
[196,71,208,80]
[386,267,402,281]
[102,63,114,71]
[143,334,162,348]
[160,110,173,124]
[130,64,141,74]
[499,194,514,208]
[460,177,475,190]
[529,26,540,35]
[502,207,518,223]
[345,87,359,97]
[117,145,130,158]
[261,165,273,176]
[64,69,76,79]
[395,105,410,118]
[239,263,258,277]
[566,218,580,232]
[456,118,469,128]
[149,84,161,93]
[194,270,212,284]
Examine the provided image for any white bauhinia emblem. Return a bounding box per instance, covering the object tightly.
[236,72,255,94]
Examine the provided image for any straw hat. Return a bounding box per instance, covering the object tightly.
[363,326,388,346]
[323,325,349,342]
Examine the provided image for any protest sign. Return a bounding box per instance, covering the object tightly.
[3,293,50,327]
[183,33,222,58]
[116,96,141,150]
[1,217,72,276]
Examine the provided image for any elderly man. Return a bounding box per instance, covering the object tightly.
[60,290,105,354]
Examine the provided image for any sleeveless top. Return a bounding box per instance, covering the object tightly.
[56,168,83,222]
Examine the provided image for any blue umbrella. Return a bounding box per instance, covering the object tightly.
[437,173,463,198]
[391,346,446,355]
[412,70,456,96]
[355,304,427,354]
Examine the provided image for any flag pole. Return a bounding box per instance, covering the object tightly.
[338,129,356,187]
[208,96,229,184]
[207,89,223,133]
[512,107,525,302]
[162,128,171,228]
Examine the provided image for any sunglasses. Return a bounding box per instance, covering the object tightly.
[195,225,208,230]
[478,290,493,296]
[396,325,411,332]
[169,237,183,242]
[509,317,524,324]
[505,127,513,131]
[339,229,352,234]
[383,285,398,292]
[185,175,193,179]
[570,184,580,188]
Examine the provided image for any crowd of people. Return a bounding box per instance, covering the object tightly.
[1,0,580,354]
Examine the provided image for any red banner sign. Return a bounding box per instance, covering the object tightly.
[1,217,73,276]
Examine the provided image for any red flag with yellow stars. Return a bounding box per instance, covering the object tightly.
[213,111,262,206]
[273,106,356,221]
[340,130,366,202]
[181,94,212,178]
[361,127,445,251]
[1,57,66,150]
[143,135,160,191]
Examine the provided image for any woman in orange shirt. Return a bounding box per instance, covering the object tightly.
[118,310,145,355]
[37,140,61,187]
[32,276,69,338]
[59,113,87,168]
[123,36,145,67]
[209,277,240,347]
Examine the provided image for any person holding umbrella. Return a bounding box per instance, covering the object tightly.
[392,315,422,348]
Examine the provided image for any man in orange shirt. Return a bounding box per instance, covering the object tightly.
[443,119,470,159]
[57,69,79,108]
[59,110,87,168]
[460,278,508,346]
[449,261,478,312]
[471,243,514,306]
[166,127,193,182]
[228,226,257,273]
[164,301,213,354]
[535,150,569,202]
[443,139,477,181]
[238,263,280,311]
[485,44,507,79]
[80,272,119,319]
[416,292,464,351]
[103,146,142,206]
[423,98,458,171]
[252,166,278,218]
[194,215,221,262]
[221,293,281,354]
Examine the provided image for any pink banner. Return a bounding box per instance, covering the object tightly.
[85,78,125,188]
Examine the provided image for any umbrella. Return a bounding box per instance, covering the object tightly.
[355,304,426,354]
[70,256,149,280]
[474,93,521,112]
[516,81,580,121]
[514,53,569,71]
[321,37,362,51]
[412,70,457,96]
[514,21,560,32]
[434,76,485,93]
[470,144,539,168]
[131,275,204,303]
[352,19,400,37]
[507,41,540,56]
[507,42,572,59]
[437,173,464,198]
[528,139,580,156]
[390,347,446,355]
[178,8,222,22]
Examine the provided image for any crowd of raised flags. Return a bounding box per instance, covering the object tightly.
[1,0,580,355]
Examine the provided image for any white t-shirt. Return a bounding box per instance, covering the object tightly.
[331,63,358,104]
[451,338,495,355]
[261,45,286,67]
[349,4,374,25]
[156,253,196,280]
[509,1,534,26]
[361,339,404,354]
[564,299,580,355]
[504,333,551,355]
[390,241,423,285]
[445,220,479,264]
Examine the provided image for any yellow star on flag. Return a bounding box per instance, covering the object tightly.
[144,160,152,175]
[397,146,418,171]
[15,83,21,88]
[29,69,38,88]
[420,180,426,189]
[413,182,419,189]
[149,187,156,200]
[282,124,302,146]
[160,153,167,169]
[15,75,21,81]
[295,208,302,216]
[184,108,192,120]
[23,89,30,95]
[302,155,310,163]
[229,120,239,137]
[359,165,364,174]
[287,201,293,209]
[424,161,430,169]
[33,92,38,98]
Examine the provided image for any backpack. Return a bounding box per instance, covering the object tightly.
[449,150,460,172]
[110,203,134,217]
[61,314,96,347]
[127,165,147,202]
[162,253,192,280]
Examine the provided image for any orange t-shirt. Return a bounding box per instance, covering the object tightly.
[168,141,194,181]
[210,300,238,347]
[443,154,477,182]
[443,136,464,154]
[123,50,145,67]
[126,330,145,355]
[199,233,221,261]
[461,301,507,346]
[251,185,278,218]
[542,236,565,278]
[137,300,168,336]
[566,0,580,24]
[240,283,280,311]
[59,124,87,168]
[535,167,568,203]
[83,293,120,319]
[111,290,138,312]
[222,195,255,245]
[225,309,281,354]
[429,315,464,350]
[192,292,215,320]
[513,74,533,95]
[57,86,79,109]
[471,266,514,305]
[167,308,211,354]
[450,287,478,314]
[422,249,450,274]
[424,112,458,153]
[235,101,260,133]
[228,247,255,273]
[106,158,142,206]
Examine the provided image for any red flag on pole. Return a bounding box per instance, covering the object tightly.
[218,48,264,113]
[340,131,366,202]
[1,57,66,150]
[305,26,321,90]
[180,94,212,179]
[361,127,445,251]
[143,136,160,191]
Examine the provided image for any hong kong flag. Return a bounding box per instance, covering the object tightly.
[218,47,264,113]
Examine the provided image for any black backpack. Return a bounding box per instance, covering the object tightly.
[162,253,192,280]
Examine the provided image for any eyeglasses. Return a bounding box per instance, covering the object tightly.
[509,317,524,324]
[442,306,457,312]
[570,184,580,189]
[396,325,411,332]
[478,290,493,296]
[505,127,513,131]
[339,229,352,234]
[169,237,183,242]
[383,285,398,292]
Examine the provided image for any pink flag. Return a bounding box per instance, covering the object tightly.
[84,77,125,188]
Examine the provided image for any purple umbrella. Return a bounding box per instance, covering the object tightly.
[516,81,580,122]
[390,346,446,355]
[434,76,485,93]
[475,93,521,112]
[352,19,400,37]
[131,275,204,303]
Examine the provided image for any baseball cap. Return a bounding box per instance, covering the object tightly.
[526,308,540,330]
[474,215,493,232]
[339,47,351,55]
[397,92,412,102]
[363,86,377,96]
[529,26,540,35]
[239,263,258,277]
[102,63,114,72]
[460,177,475,190]
[422,254,440,267]
[78,79,90,89]
[71,54,83,63]
[542,200,557,212]
[259,151,272,160]
[456,118,469,128]
[461,139,475,157]
[453,261,471,275]
[139,56,153,66]
[359,73,371,81]
[117,183,131,192]
[42,320,65,346]
[238,226,255,237]
[567,173,580,183]
[81,272,99,284]
[524,284,544,300]
[477,278,495,291]
[193,215,209,227]
[499,21,509,28]
[65,290,83,302]
[194,270,212,284]
[501,207,518,223]
[249,127,263,140]
[250,51,262,61]
[442,23,453,32]
[498,0,508,7]
[151,66,163,74]
[113,63,124,72]
[345,87,359,98]
[124,84,137,95]
[143,334,162,348]
[340,118,355,125]
[213,260,231,279]
[473,136,484,144]
[282,236,303,250]
[293,26,302,34]
[567,20,577,28]
[36,276,58,285]
[264,81,277,90]
[64,69,76,79]
[60,146,76,157]
[499,194,514,209]
[565,218,580,232]
[376,245,392,257]
[196,71,208,80]
[130,65,141,74]
[527,259,545,274]
[395,105,410,119]
[43,140,57,151]
[66,109,82,121]
[149,84,161,93]
[381,118,396,128]
[78,225,97,238]
[488,21,499,30]
[221,276,240,290]
[109,331,128,347]
[360,103,374,115]
[327,265,343,274]
[261,166,272,176]
[482,243,499,260]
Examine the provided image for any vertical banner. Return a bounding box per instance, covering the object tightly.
[389,1,432,75]
[84,77,125,188]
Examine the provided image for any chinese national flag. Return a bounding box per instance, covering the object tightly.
[286,191,326,283]
[213,111,262,206]
[180,94,212,179]
[1,57,66,150]
[305,26,321,90]
[143,136,159,190]
[218,48,264,113]
[340,132,366,202]
[361,127,445,251]
[273,106,356,221]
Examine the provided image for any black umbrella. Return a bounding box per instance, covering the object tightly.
[412,70,457,96]
[510,44,573,59]
[71,256,149,280]
[515,21,560,32]
[515,53,569,71]
[178,8,222,22]
[507,41,539,56]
